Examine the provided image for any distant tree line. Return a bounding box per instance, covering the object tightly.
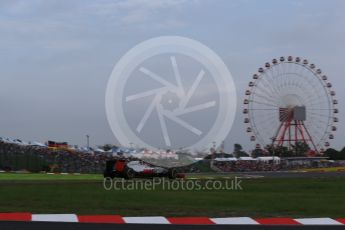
[324,148,345,160]
[251,142,311,158]
[98,142,345,160]
[232,142,345,159]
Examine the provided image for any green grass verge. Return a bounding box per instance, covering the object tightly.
[0,173,344,217]
[0,173,101,181]
[294,166,345,172]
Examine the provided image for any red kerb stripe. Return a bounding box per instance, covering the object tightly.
[167,217,215,225]
[336,219,345,224]
[255,218,301,225]
[0,213,32,221]
[77,215,125,224]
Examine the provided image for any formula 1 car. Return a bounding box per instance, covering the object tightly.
[103,159,178,180]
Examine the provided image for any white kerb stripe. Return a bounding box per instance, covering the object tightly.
[123,216,170,224]
[295,218,343,225]
[32,214,78,222]
[211,217,259,225]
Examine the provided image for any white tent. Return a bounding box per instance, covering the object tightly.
[94,148,105,153]
[239,157,257,161]
[194,157,204,161]
[257,156,280,163]
[29,141,47,147]
[214,157,237,162]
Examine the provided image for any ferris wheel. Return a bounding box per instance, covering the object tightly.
[243,56,338,153]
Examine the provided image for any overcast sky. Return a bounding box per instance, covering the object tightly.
[0,0,344,151]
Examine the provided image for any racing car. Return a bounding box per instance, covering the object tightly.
[103,159,178,180]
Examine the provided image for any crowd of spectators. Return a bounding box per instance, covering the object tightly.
[213,158,343,172]
[0,141,116,173]
[213,160,281,172]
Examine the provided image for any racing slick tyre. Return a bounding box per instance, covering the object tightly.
[103,171,115,179]
[123,167,135,180]
[168,168,177,180]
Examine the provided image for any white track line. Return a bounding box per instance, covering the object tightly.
[32,214,78,222]
[123,216,170,224]
[211,217,259,225]
[295,218,343,225]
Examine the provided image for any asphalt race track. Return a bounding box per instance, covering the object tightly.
[1,221,345,230]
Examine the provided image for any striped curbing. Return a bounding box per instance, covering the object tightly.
[0,213,344,225]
